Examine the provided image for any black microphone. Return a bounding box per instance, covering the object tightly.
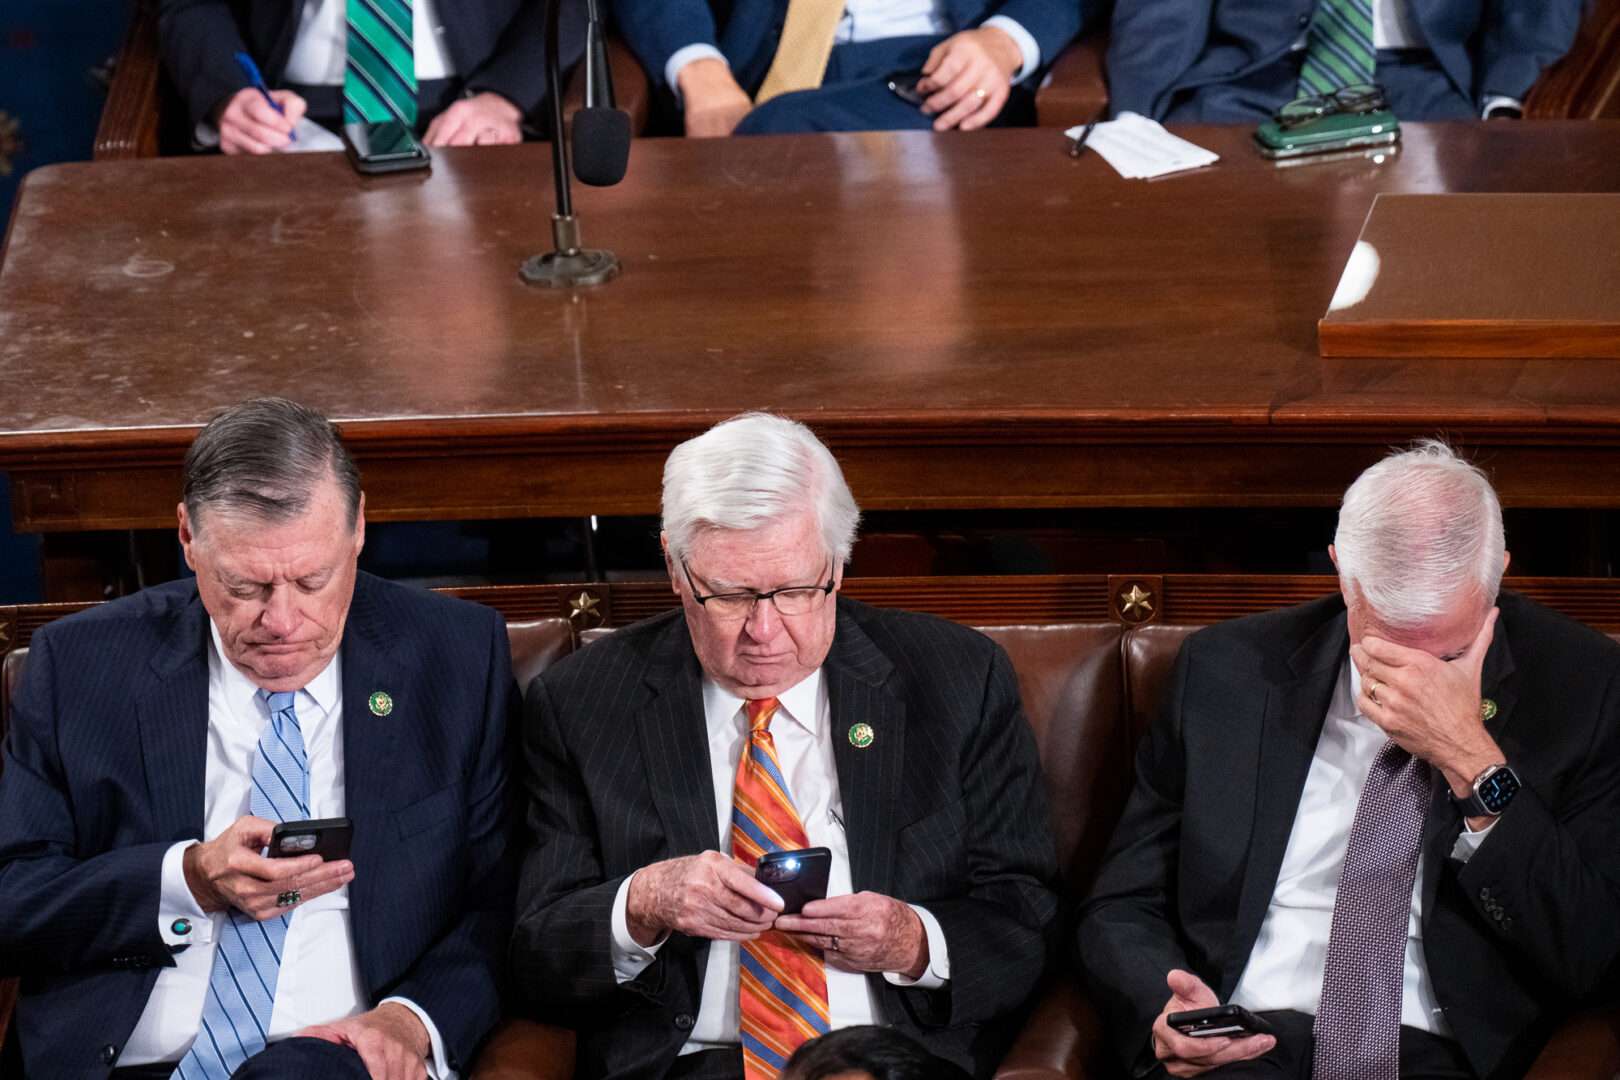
[571,0,631,186]
[520,0,622,287]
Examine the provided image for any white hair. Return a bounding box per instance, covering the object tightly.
[661,412,862,565]
[1334,439,1505,629]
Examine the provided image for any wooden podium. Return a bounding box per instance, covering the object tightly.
[1319,193,1620,358]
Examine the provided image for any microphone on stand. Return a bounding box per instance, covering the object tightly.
[521,0,631,287]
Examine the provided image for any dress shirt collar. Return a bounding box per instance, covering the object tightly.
[1328,653,1369,723]
[701,667,826,739]
[207,618,341,726]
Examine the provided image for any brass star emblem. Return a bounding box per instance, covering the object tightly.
[1118,584,1155,622]
[568,590,604,626]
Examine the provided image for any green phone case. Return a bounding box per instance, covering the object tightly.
[1254,109,1400,159]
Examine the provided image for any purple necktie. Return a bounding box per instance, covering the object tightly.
[1312,739,1432,1080]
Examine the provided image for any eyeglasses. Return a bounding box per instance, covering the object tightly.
[680,558,836,620]
[1275,82,1388,129]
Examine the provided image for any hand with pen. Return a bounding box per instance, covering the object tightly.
[216,52,305,155]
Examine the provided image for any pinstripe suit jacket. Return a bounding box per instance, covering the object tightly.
[511,598,1062,1079]
[0,574,519,1080]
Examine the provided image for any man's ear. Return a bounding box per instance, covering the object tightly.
[661,532,678,595]
[352,491,367,558]
[1502,549,1511,576]
[178,502,199,573]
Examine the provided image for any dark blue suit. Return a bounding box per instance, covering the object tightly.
[614,0,1085,133]
[1106,0,1584,122]
[0,574,518,1079]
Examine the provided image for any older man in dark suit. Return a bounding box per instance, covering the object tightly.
[0,398,517,1079]
[1106,0,1583,122]
[511,412,1060,1079]
[1079,441,1620,1079]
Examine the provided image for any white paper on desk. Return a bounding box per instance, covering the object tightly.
[278,118,345,153]
[1065,112,1220,179]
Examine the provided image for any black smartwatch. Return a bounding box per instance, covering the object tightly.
[1455,763,1521,818]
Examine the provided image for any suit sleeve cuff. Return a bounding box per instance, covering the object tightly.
[1481,95,1523,119]
[666,44,729,103]
[883,905,950,990]
[160,840,211,946]
[380,996,452,1078]
[611,871,666,983]
[981,16,1040,84]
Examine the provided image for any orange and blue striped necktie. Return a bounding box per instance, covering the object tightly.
[730,697,831,1078]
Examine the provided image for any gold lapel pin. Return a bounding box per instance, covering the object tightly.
[848,723,874,749]
[1480,698,1498,722]
[369,691,394,717]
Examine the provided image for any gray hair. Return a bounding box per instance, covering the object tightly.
[662,412,861,565]
[183,397,361,531]
[1333,439,1505,629]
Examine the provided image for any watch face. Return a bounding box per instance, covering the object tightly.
[1478,767,1521,813]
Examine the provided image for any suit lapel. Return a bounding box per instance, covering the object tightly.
[137,589,213,844]
[824,607,903,898]
[1222,610,1348,996]
[1420,611,1519,920]
[635,618,721,860]
[338,576,404,977]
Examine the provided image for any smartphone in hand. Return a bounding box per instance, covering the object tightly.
[269,817,353,861]
[755,847,832,915]
[1166,1004,1275,1038]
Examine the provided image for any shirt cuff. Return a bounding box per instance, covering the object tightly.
[610,872,667,984]
[666,43,729,104]
[1449,815,1499,862]
[159,840,211,947]
[883,905,950,990]
[380,996,453,1079]
[1481,95,1523,119]
[981,16,1040,84]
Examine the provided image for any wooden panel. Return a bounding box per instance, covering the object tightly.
[1526,0,1620,120]
[1318,194,1620,359]
[93,0,163,161]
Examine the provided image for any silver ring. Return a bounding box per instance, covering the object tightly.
[973,87,988,101]
[830,936,840,952]
[276,889,301,908]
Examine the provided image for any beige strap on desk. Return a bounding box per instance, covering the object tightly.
[754,0,847,105]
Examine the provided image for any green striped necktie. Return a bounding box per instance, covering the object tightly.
[1298,0,1377,97]
[345,0,417,126]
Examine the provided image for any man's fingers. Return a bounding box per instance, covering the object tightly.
[919,50,965,102]
[1468,607,1500,678]
[1166,968,1218,1006]
[259,852,326,880]
[930,68,991,129]
[921,42,946,76]
[272,90,308,125]
[1196,1033,1277,1067]
[718,862,784,912]
[242,95,295,134]
[958,86,1006,131]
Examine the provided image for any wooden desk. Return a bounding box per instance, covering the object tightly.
[3,123,1620,543]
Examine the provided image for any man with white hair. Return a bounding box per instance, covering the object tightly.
[510,412,1060,1079]
[1078,440,1620,1080]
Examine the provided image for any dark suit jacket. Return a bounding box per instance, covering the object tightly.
[1106,0,1583,119]
[613,0,1085,95]
[0,573,519,1080]
[510,598,1061,1079]
[1077,591,1620,1080]
[158,0,587,129]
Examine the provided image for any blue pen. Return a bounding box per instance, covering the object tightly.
[234,51,296,142]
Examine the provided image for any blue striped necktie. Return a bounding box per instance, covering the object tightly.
[177,690,309,1079]
[345,0,417,126]
[1298,0,1377,96]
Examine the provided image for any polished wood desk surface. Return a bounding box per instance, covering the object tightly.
[2,122,1619,531]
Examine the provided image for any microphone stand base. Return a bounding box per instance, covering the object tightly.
[519,248,621,288]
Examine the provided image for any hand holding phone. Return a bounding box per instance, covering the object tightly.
[1152,970,1277,1072]
[269,817,353,861]
[755,847,831,915]
[1166,1004,1275,1038]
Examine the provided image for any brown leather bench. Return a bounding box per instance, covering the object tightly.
[3,592,1618,1077]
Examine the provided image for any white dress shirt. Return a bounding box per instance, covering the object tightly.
[1229,658,1494,1034]
[607,668,951,1055]
[666,0,1042,100]
[119,623,450,1076]
[283,0,456,83]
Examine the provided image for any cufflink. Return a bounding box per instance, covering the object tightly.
[170,918,192,936]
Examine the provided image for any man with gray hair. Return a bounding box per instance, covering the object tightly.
[511,412,1060,1079]
[1079,440,1620,1079]
[0,397,517,1079]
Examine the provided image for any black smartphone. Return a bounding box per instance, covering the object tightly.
[755,846,831,915]
[886,72,927,108]
[1166,1004,1275,1038]
[342,121,431,174]
[269,817,353,860]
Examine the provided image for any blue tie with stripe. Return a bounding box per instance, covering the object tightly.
[177,690,309,1079]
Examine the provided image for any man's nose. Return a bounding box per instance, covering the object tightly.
[743,595,781,640]
[259,587,300,636]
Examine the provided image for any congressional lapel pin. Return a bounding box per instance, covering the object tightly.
[848,722,874,749]
[368,690,394,717]
[1480,698,1498,722]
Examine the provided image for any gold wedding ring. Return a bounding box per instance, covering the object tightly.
[1367,678,1382,706]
